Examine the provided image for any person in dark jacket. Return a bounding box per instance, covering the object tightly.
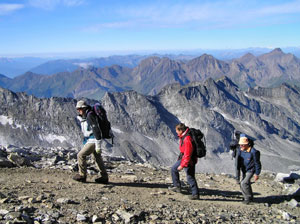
[73,100,108,183]
[169,123,199,200]
[237,135,261,204]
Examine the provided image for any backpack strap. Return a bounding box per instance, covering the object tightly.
[180,136,185,147]
[180,128,192,146]
[87,110,103,139]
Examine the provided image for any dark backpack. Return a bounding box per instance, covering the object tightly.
[91,103,114,144]
[187,128,206,158]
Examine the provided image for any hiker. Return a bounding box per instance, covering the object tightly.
[229,130,241,183]
[236,134,261,204]
[73,100,109,183]
[169,123,199,200]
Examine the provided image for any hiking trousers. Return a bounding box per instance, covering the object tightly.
[77,143,108,178]
[171,160,199,196]
[240,172,254,201]
[235,154,241,182]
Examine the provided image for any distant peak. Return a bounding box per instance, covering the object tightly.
[217,76,231,82]
[216,76,239,88]
[238,53,256,63]
[271,48,283,54]
[189,54,216,63]
[258,48,286,60]
[242,52,255,59]
[139,56,161,65]
[200,54,214,59]
[204,77,216,86]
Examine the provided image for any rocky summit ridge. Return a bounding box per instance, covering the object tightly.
[0,75,300,174]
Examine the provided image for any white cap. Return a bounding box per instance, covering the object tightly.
[76,100,88,109]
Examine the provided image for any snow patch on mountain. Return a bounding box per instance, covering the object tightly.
[73,62,93,69]
[39,134,67,144]
[111,127,123,134]
[0,115,22,128]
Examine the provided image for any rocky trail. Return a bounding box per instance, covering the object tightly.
[1,159,300,224]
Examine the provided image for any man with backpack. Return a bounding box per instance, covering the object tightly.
[169,123,199,200]
[73,100,109,184]
[236,134,261,204]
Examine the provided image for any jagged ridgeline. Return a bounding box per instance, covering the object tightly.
[1,76,300,173]
[1,48,300,100]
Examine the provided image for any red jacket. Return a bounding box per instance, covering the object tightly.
[179,128,197,167]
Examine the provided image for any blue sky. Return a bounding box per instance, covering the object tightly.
[0,0,300,57]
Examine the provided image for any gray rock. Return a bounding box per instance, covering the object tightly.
[56,198,76,204]
[0,146,7,157]
[76,214,87,222]
[0,198,9,203]
[156,204,166,209]
[8,153,32,167]
[283,184,300,196]
[280,210,291,221]
[149,214,159,221]
[290,170,300,180]
[287,199,299,208]
[0,209,9,216]
[112,213,121,222]
[0,157,15,168]
[92,215,101,223]
[4,211,22,220]
[274,173,292,183]
[0,192,6,199]
[116,209,135,224]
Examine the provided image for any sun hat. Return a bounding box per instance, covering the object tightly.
[239,136,249,145]
[76,100,88,109]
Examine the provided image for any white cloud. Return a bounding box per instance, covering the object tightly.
[83,21,137,32]
[257,0,300,15]
[0,4,24,15]
[29,0,85,10]
[84,0,300,31]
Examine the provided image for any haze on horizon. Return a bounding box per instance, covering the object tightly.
[0,0,300,58]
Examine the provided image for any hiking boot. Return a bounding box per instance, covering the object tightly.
[242,198,253,205]
[73,174,86,183]
[242,200,251,205]
[188,194,199,200]
[95,176,109,184]
[168,186,181,193]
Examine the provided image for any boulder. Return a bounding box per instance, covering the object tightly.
[7,153,32,167]
[0,157,15,168]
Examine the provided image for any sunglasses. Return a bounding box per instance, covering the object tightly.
[240,144,248,147]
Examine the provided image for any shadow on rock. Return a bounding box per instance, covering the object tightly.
[255,195,300,205]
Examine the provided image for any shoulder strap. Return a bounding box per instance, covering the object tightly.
[180,130,190,146]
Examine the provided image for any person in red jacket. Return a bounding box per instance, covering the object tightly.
[169,123,199,200]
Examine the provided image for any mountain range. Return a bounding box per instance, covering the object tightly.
[1,75,300,174]
[1,47,300,78]
[0,48,300,100]
[0,57,49,78]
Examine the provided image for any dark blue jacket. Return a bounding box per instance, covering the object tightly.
[237,148,261,175]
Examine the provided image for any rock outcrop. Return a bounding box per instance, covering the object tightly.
[1,75,300,174]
